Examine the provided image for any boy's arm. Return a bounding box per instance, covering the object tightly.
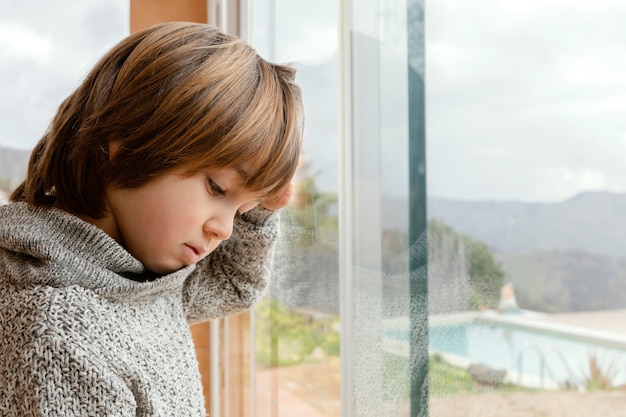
[182,206,280,324]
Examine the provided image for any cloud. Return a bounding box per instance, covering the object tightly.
[0,23,54,63]
[0,0,128,150]
[536,167,623,200]
[426,0,626,202]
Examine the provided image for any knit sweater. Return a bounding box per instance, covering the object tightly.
[0,202,278,416]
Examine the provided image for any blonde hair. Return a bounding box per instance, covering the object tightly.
[11,22,303,218]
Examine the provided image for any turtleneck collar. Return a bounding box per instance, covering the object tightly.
[0,202,195,302]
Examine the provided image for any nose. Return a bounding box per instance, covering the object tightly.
[203,211,234,241]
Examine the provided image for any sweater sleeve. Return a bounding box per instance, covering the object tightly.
[182,206,279,324]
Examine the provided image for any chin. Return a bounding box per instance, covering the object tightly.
[144,261,182,275]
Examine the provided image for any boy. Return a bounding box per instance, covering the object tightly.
[0,22,302,416]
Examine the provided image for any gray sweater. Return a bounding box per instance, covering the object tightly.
[0,202,278,416]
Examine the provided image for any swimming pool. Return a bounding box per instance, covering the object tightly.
[385,313,626,389]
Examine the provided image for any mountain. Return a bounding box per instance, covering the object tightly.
[426,191,626,313]
[0,146,30,191]
[428,191,626,259]
[496,249,626,313]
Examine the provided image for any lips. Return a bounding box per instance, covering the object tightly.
[185,242,216,263]
[184,244,203,264]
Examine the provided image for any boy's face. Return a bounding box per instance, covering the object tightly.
[103,166,261,274]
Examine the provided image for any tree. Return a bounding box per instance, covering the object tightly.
[428,219,505,310]
[464,235,505,309]
[288,161,337,248]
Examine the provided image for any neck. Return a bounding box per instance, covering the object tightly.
[53,199,123,245]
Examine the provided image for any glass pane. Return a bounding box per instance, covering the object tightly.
[427,1,626,416]
[250,1,341,416]
[350,1,415,416]
[407,0,428,415]
[250,0,422,416]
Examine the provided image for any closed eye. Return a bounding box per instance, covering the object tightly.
[208,178,225,196]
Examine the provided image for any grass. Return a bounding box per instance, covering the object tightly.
[429,354,533,396]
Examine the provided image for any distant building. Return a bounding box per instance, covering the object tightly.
[498,282,521,314]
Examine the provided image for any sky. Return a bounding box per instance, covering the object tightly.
[2,0,626,203]
[426,0,626,202]
[0,0,128,151]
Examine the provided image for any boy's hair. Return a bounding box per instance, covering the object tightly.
[11,22,303,218]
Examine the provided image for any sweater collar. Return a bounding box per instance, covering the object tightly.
[0,202,195,301]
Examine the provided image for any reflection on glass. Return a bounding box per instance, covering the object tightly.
[350,0,415,415]
[250,0,418,415]
[250,1,341,416]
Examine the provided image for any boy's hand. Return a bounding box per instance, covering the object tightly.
[260,183,293,211]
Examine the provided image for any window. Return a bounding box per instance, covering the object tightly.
[249,1,424,416]
[426,1,626,415]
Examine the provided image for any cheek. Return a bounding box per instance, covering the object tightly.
[114,180,208,245]
[118,201,180,246]
[140,209,193,239]
[154,201,209,242]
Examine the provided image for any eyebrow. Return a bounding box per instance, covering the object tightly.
[234,165,250,179]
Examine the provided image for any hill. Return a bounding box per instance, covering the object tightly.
[428,191,626,258]
[0,146,30,191]
[496,249,626,313]
[427,192,626,313]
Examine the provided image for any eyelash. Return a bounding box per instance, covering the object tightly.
[208,179,225,196]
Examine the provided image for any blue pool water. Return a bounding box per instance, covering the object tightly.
[390,319,626,387]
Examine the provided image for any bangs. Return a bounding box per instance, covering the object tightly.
[183,57,303,198]
[102,23,303,200]
[15,21,303,218]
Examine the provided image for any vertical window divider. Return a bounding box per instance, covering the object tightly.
[240,4,258,415]
[339,0,354,416]
[223,316,230,417]
[407,1,428,415]
[249,305,257,417]
[209,8,230,417]
[210,319,221,417]
[220,0,228,33]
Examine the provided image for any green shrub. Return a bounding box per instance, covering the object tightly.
[255,298,340,367]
